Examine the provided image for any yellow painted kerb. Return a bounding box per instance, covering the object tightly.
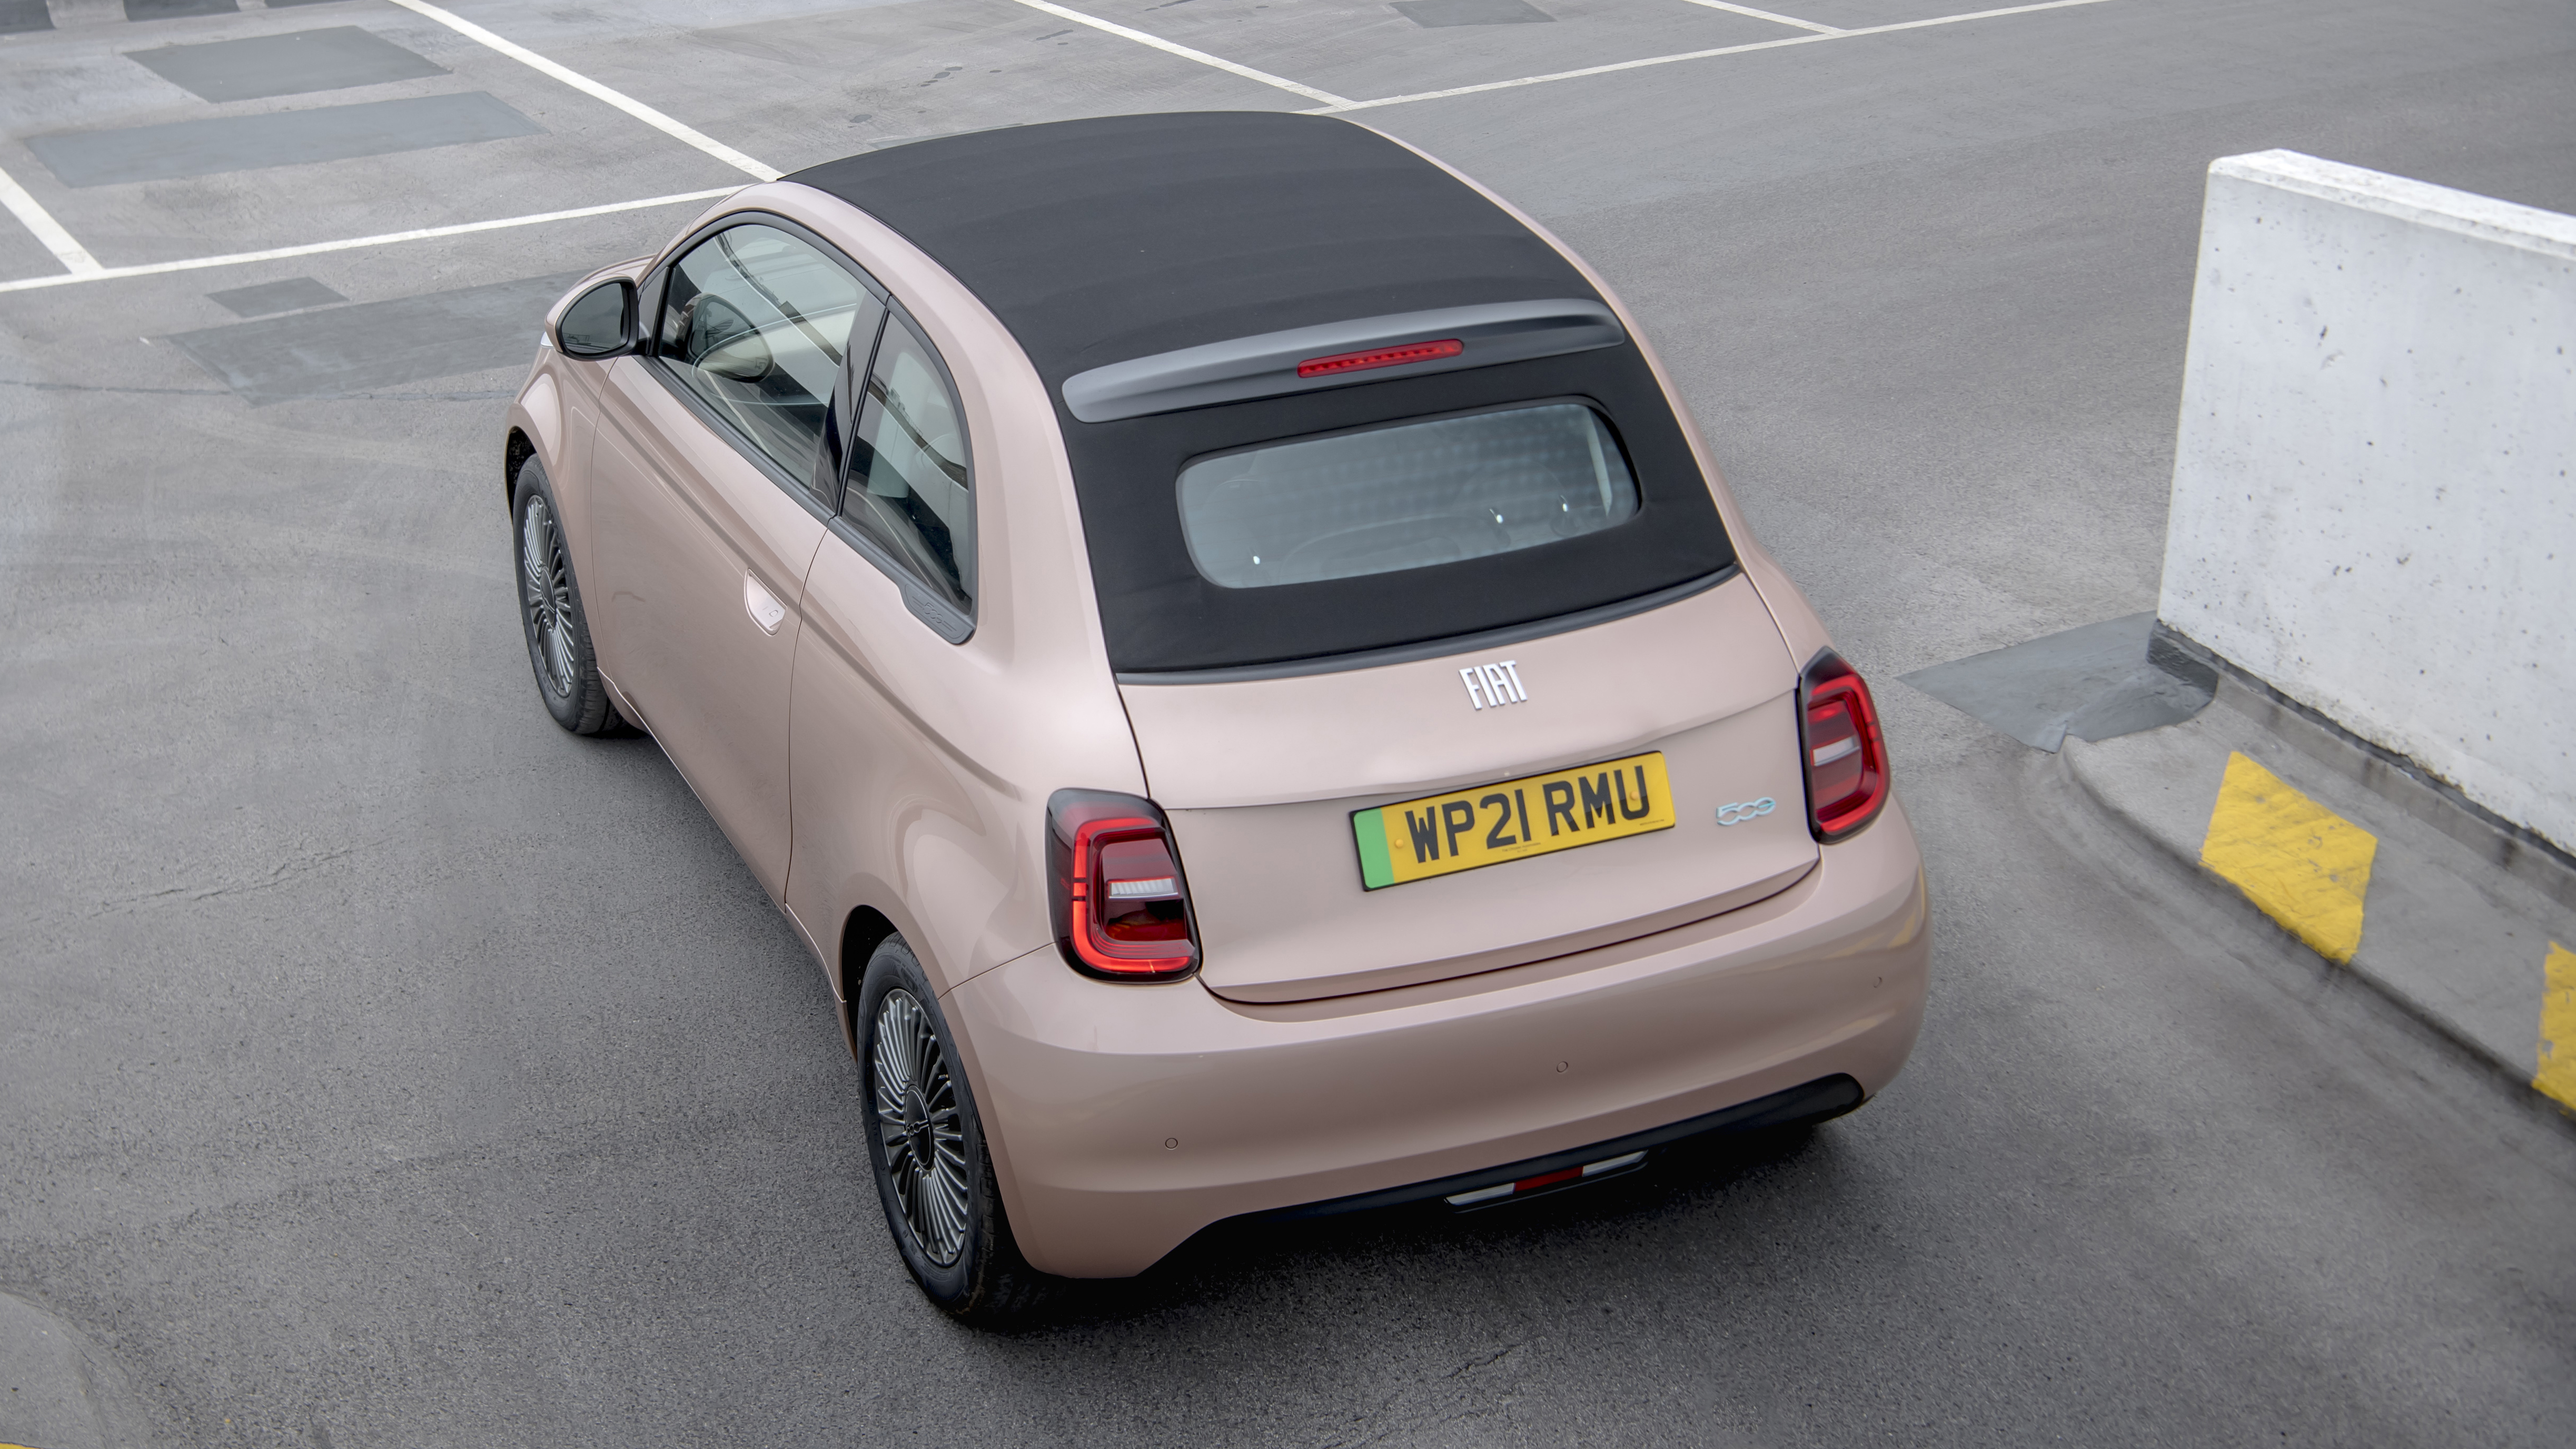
[2537,942,2576,1110]
[2198,752,2377,964]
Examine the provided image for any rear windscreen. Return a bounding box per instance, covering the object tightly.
[1058,345,1736,676]
[1177,402,1639,589]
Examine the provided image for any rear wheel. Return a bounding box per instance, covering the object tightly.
[856,936,1048,1326]
[511,458,627,736]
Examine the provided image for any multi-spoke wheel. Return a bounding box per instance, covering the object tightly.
[871,987,969,1265]
[520,495,579,703]
[856,935,1048,1325]
[510,458,628,736]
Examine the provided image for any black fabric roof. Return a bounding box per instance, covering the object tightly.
[785,112,1600,387]
[786,113,1735,675]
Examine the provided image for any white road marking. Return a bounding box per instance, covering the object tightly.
[0,0,2115,293]
[1001,0,1358,108]
[379,0,782,181]
[1312,0,2117,113]
[1674,0,1846,35]
[0,188,738,295]
[0,162,103,277]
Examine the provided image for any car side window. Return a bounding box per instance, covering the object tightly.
[658,223,883,491]
[844,315,973,611]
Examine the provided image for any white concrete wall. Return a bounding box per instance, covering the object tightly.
[2159,150,2576,854]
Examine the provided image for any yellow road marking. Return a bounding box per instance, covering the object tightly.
[2537,943,2576,1110]
[2199,752,2377,964]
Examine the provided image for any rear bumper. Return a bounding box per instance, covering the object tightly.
[946,794,1930,1278]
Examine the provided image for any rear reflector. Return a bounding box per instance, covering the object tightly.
[1799,649,1890,841]
[1046,790,1200,981]
[1295,337,1463,378]
[1444,1150,1647,1208]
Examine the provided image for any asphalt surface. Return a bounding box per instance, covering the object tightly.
[4,0,2574,1444]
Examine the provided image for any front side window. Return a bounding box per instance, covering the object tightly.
[659,223,879,486]
[845,317,973,609]
[1176,402,1639,590]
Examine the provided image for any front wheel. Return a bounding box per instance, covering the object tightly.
[512,458,627,736]
[856,936,1049,1326]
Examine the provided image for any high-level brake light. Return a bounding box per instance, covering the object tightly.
[1799,649,1889,842]
[1047,789,1200,980]
[1295,338,1464,378]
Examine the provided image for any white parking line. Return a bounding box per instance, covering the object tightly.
[0,162,102,277]
[1311,0,2117,113]
[380,0,782,181]
[0,188,738,295]
[1675,0,1846,35]
[0,0,2115,294]
[1002,0,1357,108]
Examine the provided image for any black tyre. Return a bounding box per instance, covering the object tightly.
[856,935,1049,1325]
[511,458,628,736]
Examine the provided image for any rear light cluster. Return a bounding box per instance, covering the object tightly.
[1047,790,1200,981]
[1799,649,1890,842]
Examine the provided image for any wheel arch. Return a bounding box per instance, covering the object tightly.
[837,905,903,1054]
[505,428,538,512]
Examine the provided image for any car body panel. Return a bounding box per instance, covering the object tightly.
[726,183,1149,1002]
[1127,576,1818,1002]
[947,793,1927,1278]
[588,353,828,897]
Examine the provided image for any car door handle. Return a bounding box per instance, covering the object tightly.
[743,573,788,635]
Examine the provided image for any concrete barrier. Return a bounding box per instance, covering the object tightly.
[2157,150,2576,855]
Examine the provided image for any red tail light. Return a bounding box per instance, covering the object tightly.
[1295,338,1463,378]
[1799,649,1889,841]
[1047,790,1200,981]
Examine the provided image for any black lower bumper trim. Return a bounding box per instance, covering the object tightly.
[1256,1074,1865,1222]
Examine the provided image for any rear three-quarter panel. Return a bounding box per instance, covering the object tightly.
[745,185,1145,1009]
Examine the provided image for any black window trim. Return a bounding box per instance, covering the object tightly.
[636,209,976,644]
[1113,565,1738,685]
[832,298,978,643]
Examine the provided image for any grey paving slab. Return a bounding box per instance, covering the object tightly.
[1394,0,1558,27]
[1900,612,2213,751]
[1065,0,1790,106]
[0,0,52,35]
[164,270,581,402]
[125,25,448,103]
[203,274,346,316]
[24,90,543,187]
[124,0,235,18]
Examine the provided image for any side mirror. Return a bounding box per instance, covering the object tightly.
[555,279,636,358]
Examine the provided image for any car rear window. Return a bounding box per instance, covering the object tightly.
[1057,344,1735,677]
[1176,402,1638,590]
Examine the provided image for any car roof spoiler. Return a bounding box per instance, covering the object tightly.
[1059,298,1627,423]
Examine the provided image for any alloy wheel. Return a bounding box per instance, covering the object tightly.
[519,495,577,699]
[872,989,970,1265]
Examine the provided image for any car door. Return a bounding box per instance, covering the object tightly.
[589,218,885,898]
[784,310,1000,986]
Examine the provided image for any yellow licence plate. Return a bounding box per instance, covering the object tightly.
[1352,752,1676,890]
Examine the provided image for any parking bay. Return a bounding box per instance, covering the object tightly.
[1,1,2573,1445]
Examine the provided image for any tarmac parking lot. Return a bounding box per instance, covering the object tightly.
[3,0,2573,1444]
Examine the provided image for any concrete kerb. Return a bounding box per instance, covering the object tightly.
[2059,665,2576,1107]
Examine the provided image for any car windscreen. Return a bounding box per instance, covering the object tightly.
[1177,402,1638,590]
[1061,343,1736,676]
